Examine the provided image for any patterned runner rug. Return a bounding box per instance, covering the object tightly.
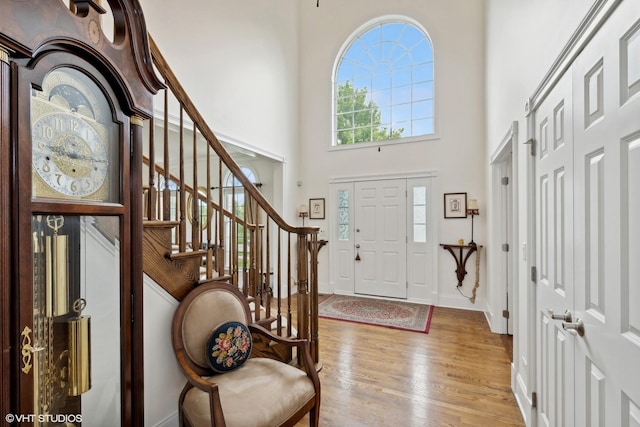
[318,294,434,333]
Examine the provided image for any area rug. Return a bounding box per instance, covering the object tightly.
[318,294,433,333]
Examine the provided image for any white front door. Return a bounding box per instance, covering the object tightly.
[354,179,407,298]
[572,2,640,424]
[535,71,576,427]
[535,2,640,425]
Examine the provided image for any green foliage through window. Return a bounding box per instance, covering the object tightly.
[336,81,404,145]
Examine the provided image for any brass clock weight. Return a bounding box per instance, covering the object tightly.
[68,298,91,396]
[31,213,93,421]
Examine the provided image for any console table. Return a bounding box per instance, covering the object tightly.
[440,244,483,287]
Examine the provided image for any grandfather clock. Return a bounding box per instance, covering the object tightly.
[0,1,163,425]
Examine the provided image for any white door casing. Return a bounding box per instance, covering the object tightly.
[499,157,514,335]
[490,121,518,335]
[354,179,407,298]
[329,173,437,302]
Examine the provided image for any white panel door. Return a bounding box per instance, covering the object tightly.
[354,179,407,298]
[572,2,640,425]
[535,71,575,427]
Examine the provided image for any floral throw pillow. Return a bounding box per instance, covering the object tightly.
[206,321,252,373]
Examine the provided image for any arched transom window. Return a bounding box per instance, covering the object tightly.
[334,18,434,145]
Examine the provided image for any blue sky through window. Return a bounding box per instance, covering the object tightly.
[335,20,434,144]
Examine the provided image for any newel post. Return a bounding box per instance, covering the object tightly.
[296,231,310,349]
[297,229,320,366]
[308,232,320,365]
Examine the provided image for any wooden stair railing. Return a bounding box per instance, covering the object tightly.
[141,35,320,365]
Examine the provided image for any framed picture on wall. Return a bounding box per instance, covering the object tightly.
[443,192,467,218]
[309,198,325,219]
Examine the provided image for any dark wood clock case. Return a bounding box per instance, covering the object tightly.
[0,1,163,425]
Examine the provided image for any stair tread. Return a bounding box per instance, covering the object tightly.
[169,249,208,260]
[143,220,180,228]
[198,275,233,284]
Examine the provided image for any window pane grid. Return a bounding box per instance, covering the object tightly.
[413,186,427,243]
[338,190,350,241]
[335,20,434,145]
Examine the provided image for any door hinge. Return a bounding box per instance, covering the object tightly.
[531,392,537,409]
[524,138,536,156]
[502,309,510,319]
[531,266,537,282]
[501,176,509,185]
[131,294,135,323]
[502,243,510,252]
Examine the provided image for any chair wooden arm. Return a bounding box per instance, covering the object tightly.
[176,351,228,426]
[175,351,218,391]
[248,323,305,345]
[248,323,321,396]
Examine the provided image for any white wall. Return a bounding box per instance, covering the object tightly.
[486,0,592,152]
[143,276,182,427]
[298,0,488,309]
[82,219,122,425]
[141,0,491,309]
[137,0,599,310]
[485,1,594,424]
[139,0,301,226]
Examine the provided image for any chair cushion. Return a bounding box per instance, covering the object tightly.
[183,358,316,427]
[206,321,252,373]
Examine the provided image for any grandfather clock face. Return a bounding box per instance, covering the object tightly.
[31,67,119,202]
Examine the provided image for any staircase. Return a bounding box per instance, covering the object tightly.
[140,36,320,365]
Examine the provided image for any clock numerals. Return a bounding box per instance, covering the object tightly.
[32,112,109,198]
[41,162,51,174]
[41,125,54,140]
[38,118,88,140]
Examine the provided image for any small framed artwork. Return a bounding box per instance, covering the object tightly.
[443,192,467,218]
[309,198,325,219]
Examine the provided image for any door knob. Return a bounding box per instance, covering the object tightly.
[562,319,585,337]
[546,308,572,322]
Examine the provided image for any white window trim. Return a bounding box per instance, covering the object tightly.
[331,15,438,148]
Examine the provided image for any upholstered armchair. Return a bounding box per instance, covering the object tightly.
[171,283,320,427]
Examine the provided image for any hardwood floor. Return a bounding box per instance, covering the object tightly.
[296,305,524,426]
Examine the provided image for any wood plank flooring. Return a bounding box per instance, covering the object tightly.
[296,305,524,426]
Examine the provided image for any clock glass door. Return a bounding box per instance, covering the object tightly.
[23,64,126,425]
[30,215,121,425]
